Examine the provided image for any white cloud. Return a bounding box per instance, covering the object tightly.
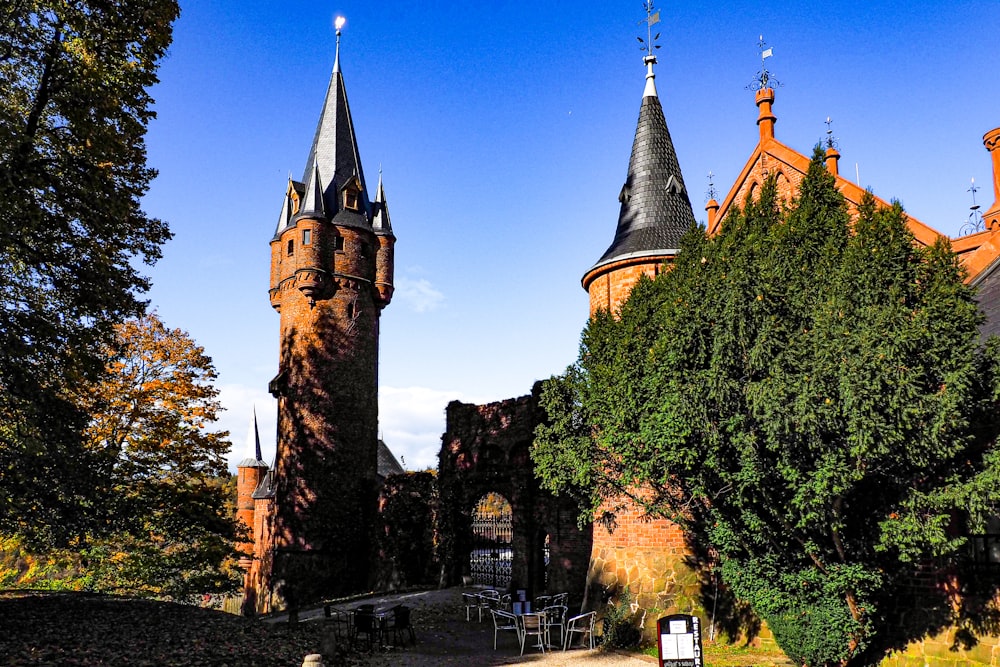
[394,276,444,313]
[216,384,278,472]
[215,383,482,475]
[379,386,487,471]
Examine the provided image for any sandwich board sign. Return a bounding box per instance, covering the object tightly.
[657,614,703,667]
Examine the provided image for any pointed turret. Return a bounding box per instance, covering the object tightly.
[585,55,696,280]
[297,41,370,229]
[298,161,327,221]
[582,54,697,315]
[236,408,269,559]
[373,170,395,307]
[372,171,393,236]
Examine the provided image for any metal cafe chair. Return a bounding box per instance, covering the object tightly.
[520,612,547,655]
[542,604,568,647]
[462,593,479,621]
[476,590,499,622]
[322,605,352,642]
[352,608,379,652]
[563,611,597,651]
[387,604,416,646]
[490,609,520,650]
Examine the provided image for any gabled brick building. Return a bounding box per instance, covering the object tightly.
[580,53,1000,638]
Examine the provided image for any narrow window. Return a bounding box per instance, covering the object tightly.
[346,302,354,319]
[360,242,370,259]
[333,236,344,252]
[302,229,312,245]
[287,239,294,255]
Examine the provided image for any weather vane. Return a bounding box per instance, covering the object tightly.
[960,177,985,235]
[636,1,662,58]
[706,171,718,203]
[824,116,838,149]
[747,35,780,91]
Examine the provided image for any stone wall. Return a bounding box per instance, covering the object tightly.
[437,385,593,605]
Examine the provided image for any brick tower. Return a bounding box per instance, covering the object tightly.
[235,409,268,565]
[581,53,700,632]
[266,25,395,608]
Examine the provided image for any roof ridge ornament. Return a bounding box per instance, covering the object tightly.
[960,177,985,235]
[748,35,781,91]
[636,1,662,59]
[706,171,719,203]
[637,2,662,98]
[825,116,839,149]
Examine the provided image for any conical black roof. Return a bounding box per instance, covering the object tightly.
[275,45,372,236]
[587,61,696,275]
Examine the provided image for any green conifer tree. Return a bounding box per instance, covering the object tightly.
[534,149,1000,666]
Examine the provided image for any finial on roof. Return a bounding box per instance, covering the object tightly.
[824,116,838,149]
[748,35,780,91]
[706,171,718,202]
[823,116,841,175]
[637,1,662,97]
[333,16,346,73]
[637,1,662,58]
[960,177,985,235]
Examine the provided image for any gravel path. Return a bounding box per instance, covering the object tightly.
[293,587,656,666]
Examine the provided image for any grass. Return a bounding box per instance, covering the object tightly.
[643,640,793,667]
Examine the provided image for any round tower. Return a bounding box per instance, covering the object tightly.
[235,408,269,563]
[580,52,701,638]
[264,27,394,609]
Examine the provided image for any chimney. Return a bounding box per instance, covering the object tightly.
[756,88,776,142]
[706,198,720,231]
[984,127,1000,230]
[825,146,840,177]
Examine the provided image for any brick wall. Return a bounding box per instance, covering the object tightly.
[262,213,385,608]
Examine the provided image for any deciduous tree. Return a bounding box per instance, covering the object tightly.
[0,0,178,545]
[80,313,239,598]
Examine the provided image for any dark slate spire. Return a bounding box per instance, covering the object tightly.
[289,25,371,230]
[372,170,393,237]
[237,407,268,469]
[587,55,696,274]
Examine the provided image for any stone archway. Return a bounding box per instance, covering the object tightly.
[437,384,592,601]
[469,492,513,588]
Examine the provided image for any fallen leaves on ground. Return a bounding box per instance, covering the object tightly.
[0,591,362,666]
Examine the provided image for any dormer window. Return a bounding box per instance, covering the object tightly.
[344,189,359,211]
[341,176,363,212]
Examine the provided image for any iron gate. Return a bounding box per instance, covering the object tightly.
[469,494,513,588]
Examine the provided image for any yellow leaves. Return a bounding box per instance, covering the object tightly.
[63,37,97,70]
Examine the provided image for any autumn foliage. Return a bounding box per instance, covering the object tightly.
[1,314,240,599]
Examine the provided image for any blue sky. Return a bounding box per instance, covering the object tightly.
[140,1,1000,471]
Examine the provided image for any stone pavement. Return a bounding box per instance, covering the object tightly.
[276,587,656,666]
